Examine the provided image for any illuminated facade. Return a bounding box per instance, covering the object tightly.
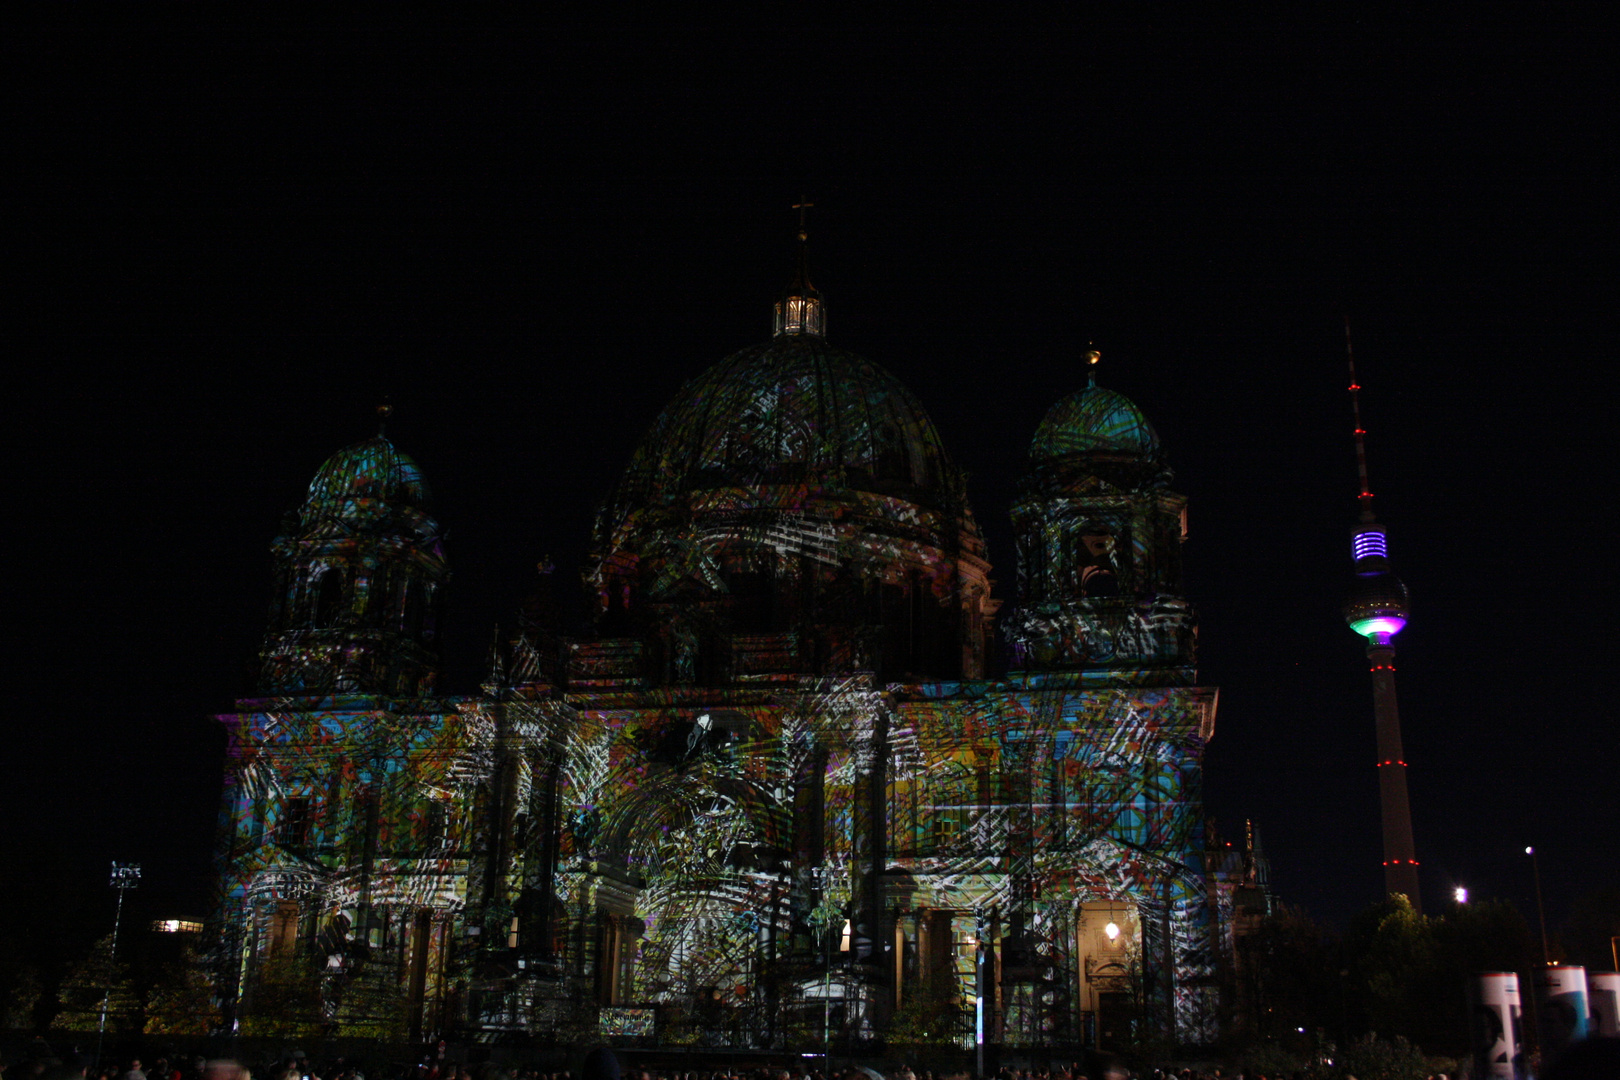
[213,249,1226,1049]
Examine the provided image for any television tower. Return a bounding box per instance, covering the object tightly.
[1341,322,1421,913]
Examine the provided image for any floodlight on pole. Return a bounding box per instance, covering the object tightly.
[1454,886,1468,904]
[96,862,141,1067]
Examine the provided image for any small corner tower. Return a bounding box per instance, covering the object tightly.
[1340,324,1421,912]
[215,408,462,1039]
[1005,348,1196,683]
[257,406,449,696]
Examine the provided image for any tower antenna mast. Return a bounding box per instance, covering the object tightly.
[1341,322,1421,912]
[1346,318,1375,520]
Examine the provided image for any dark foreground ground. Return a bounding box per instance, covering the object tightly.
[10,1033,1620,1080]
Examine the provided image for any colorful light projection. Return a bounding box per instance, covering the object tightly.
[428,672,1220,1048]
[258,432,448,698]
[213,295,1224,1048]
[583,333,997,687]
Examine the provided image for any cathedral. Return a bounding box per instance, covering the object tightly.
[211,236,1243,1051]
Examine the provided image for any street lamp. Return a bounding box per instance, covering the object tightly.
[974,908,987,1080]
[1526,847,1550,965]
[813,866,847,1072]
[1454,886,1467,905]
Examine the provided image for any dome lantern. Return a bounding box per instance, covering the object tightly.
[772,199,825,339]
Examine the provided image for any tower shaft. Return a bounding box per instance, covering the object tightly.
[1368,640,1420,910]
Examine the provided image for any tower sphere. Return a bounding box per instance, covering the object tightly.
[1344,569,1410,639]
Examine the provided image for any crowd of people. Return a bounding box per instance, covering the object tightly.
[5,1042,1616,1080]
[0,1045,1217,1080]
[0,1045,1350,1080]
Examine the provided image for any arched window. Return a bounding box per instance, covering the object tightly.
[724,568,773,633]
[314,567,345,627]
[270,899,300,958]
[366,565,392,627]
[406,578,425,637]
[282,794,313,850]
[347,784,375,862]
[875,423,910,481]
[422,583,440,640]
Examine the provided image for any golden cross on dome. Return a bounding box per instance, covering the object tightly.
[792,198,814,241]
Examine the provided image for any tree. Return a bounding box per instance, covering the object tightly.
[1335,1032,1433,1080]
[887,966,963,1049]
[237,953,325,1038]
[53,934,139,1033]
[886,966,968,1073]
[1236,902,1342,1046]
[144,945,222,1036]
[1558,885,1620,972]
[1427,898,1536,1057]
[3,964,45,1031]
[1343,895,1438,1046]
[331,965,407,1041]
[1341,894,1535,1058]
[1436,898,1536,978]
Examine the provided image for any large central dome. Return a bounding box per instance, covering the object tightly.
[582,245,996,684]
[612,335,960,514]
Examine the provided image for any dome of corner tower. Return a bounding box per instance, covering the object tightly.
[1030,383,1162,463]
[302,435,430,520]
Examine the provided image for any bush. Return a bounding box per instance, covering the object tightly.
[145,946,222,1036]
[54,935,139,1033]
[1334,1033,1430,1080]
[238,953,325,1038]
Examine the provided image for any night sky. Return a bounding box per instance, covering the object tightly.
[7,16,1615,966]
